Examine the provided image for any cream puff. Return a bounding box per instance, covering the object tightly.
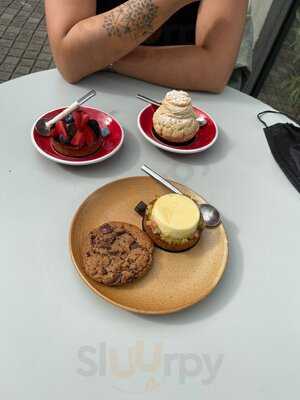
[153,91,199,144]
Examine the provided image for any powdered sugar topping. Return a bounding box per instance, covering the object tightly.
[164,90,191,107]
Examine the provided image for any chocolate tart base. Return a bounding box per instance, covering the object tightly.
[142,215,201,253]
[51,138,101,157]
[152,128,196,146]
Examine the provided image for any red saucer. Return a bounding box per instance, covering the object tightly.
[137,105,218,154]
[32,106,124,166]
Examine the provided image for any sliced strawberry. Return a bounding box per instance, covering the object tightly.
[85,126,96,146]
[81,112,90,128]
[56,120,68,140]
[50,124,60,138]
[73,111,82,130]
[71,130,86,147]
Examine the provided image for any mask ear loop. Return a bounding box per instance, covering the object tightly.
[257,110,300,128]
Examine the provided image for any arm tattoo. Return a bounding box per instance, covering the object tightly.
[103,0,159,40]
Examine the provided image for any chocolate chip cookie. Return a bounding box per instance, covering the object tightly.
[83,222,154,286]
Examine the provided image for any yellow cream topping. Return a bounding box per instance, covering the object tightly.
[151,194,200,240]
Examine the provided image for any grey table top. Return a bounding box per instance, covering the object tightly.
[1,69,299,399]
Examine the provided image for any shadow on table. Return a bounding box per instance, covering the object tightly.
[76,72,167,98]
[58,127,141,179]
[139,127,233,191]
[163,126,233,169]
[136,216,244,325]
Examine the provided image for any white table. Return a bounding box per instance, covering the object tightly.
[1,70,299,399]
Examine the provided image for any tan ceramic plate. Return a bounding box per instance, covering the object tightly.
[70,176,228,314]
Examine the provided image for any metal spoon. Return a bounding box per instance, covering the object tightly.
[141,164,221,228]
[136,94,207,127]
[36,89,96,136]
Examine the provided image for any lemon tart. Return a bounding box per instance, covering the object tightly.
[143,194,204,252]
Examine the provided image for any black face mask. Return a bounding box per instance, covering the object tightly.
[258,111,300,194]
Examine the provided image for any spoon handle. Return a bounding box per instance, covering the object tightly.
[46,102,78,129]
[136,94,161,107]
[77,89,96,105]
[46,89,96,129]
[141,164,183,195]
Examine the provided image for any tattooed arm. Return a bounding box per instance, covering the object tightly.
[45,0,191,83]
[114,0,249,92]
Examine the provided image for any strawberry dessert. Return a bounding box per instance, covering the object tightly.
[50,110,108,157]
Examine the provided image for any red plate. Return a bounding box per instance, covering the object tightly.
[31,106,124,166]
[137,104,218,154]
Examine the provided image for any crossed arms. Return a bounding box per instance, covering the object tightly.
[45,0,249,92]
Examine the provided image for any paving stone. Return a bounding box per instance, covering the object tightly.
[0,62,15,73]
[34,59,49,69]
[0,38,14,47]
[0,71,11,80]
[4,56,19,65]
[30,35,44,44]
[23,49,39,58]
[11,72,23,79]
[27,42,42,51]
[0,13,14,22]
[0,0,55,84]
[37,52,52,62]
[33,30,47,39]
[0,45,9,56]
[5,8,18,17]
[0,54,7,64]
[2,30,18,39]
[28,17,41,24]
[8,47,24,57]
[23,22,38,31]
[38,24,46,32]
[31,65,45,73]
[43,44,51,52]
[19,58,34,68]
[13,17,27,24]
[14,65,31,75]
[6,26,21,34]
[18,11,32,18]
[8,3,22,11]
[18,31,33,41]
[13,41,28,50]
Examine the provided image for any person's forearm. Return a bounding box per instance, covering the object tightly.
[113,0,249,92]
[52,0,188,82]
[113,45,224,92]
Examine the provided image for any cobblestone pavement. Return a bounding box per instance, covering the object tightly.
[0,0,54,83]
[258,5,299,119]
